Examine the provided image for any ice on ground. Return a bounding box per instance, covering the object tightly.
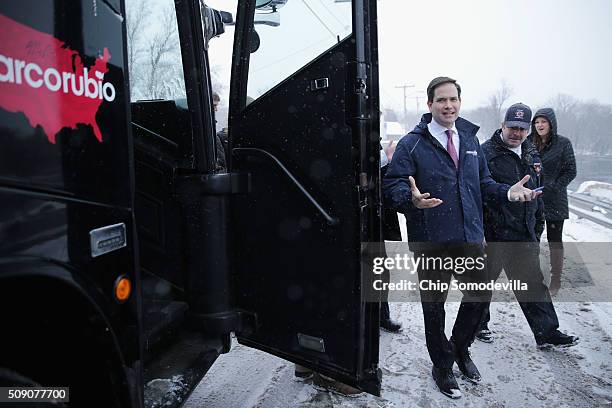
[145,375,189,408]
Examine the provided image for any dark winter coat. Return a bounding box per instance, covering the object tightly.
[482,130,544,242]
[528,108,576,220]
[383,113,509,248]
[381,163,402,241]
[215,132,227,171]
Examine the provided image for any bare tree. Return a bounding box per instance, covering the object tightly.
[466,81,514,141]
[125,0,186,100]
[549,94,579,120]
[125,0,151,99]
[546,94,582,151]
[488,80,513,125]
[143,5,180,99]
[126,0,150,71]
[463,105,495,142]
[465,91,612,155]
[542,94,612,154]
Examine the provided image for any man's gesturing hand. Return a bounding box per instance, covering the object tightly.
[409,176,443,209]
[508,175,542,202]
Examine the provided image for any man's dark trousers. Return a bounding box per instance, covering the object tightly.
[480,242,559,341]
[417,243,490,369]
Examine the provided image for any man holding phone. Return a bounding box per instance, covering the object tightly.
[477,103,578,347]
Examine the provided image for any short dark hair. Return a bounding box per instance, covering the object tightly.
[427,77,461,103]
[212,92,220,102]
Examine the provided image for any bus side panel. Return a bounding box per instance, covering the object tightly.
[0,0,131,207]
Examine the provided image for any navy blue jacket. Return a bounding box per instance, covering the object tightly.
[382,114,509,246]
[482,130,544,242]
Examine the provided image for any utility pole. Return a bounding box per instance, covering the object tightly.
[412,94,425,116]
[395,84,414,126]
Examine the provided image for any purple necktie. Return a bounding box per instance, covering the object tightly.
[445,129,459,169]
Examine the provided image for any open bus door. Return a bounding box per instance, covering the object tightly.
[227,0,383,395]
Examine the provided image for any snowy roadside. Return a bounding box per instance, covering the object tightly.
[185,217,612,408]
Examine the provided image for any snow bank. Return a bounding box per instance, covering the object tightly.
[563,213,612,242]
[576,181,612,203]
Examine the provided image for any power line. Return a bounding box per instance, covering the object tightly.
[315,0,348,29]
[301,0,337,39]
[250,34,333,74]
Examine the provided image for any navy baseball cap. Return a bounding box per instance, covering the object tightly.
[504,103,532,130]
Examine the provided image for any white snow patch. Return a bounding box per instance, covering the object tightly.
[562,213,612,242]
[576,181,612,203]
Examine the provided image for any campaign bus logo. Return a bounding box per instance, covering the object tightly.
[0,14,116,144]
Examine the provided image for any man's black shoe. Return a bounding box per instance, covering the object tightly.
[380,301,402,333]
[537,330,579,348]
[312,373,363,397]
[450,341,482,383]
[431,367,461,399]
[475,329,493,343]
[294,364,313,380]
[380,317,402,333]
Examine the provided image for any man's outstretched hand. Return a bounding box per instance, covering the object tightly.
[409,176,443,209]
[508,175,542,202]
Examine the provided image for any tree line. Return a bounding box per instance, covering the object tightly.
[392,85,612,155]
[466,86,612,155]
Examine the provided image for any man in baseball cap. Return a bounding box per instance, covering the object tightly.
[504,102,532,130]
[495,103,533,151]
[476,102,578,348]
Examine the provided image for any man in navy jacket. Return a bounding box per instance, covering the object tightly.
[383,77,540,399]
[478,103,578,348]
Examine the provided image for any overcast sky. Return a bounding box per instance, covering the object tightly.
[206,0,612,112]
[377,0,612,111]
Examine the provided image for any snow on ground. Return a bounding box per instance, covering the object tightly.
[576,181,612,204]
[186,303,612,407]
[558,213,612,242]
[185,217,612,408]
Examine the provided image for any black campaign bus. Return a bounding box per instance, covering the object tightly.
[0,0,383,406]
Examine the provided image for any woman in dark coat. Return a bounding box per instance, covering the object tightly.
[529,108,577,295]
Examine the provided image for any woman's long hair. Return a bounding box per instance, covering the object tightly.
[532,129,547,152]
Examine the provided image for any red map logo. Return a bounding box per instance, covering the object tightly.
[0,14,116,144]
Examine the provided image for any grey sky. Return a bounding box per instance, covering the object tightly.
[378,0,612,110]
[206,0,612,112]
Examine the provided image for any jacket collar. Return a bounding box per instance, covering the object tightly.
[413,113,480,139]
